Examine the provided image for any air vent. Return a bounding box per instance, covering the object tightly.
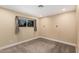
[38,5,44,8]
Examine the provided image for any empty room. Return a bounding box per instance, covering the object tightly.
[0,5,79,53]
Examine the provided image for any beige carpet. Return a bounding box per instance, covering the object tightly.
[0,38,76,53]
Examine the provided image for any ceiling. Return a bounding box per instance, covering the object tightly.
[0,5,76,18]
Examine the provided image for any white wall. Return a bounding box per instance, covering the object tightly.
[0,8,39,48]
[0,7,77,48]
[40,11,76,44]
[76,6,79,52]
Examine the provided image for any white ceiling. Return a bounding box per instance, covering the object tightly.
[0,5,76,18]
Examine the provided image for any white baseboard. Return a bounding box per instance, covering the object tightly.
[40,36,76,47]
[0,36,40,50]
[0,36,76,50]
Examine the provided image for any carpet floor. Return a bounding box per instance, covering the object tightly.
[0,38,76,53]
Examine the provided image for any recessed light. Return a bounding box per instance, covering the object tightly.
[39,15,42,17]
[62,8,66,11]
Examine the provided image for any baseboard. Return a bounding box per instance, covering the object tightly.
[0,36,76,50]
[0,36,40,50]
[40,36,76,47]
